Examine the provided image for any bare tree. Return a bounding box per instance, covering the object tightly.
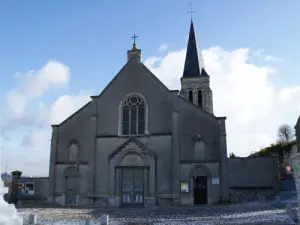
[277,124,295,143]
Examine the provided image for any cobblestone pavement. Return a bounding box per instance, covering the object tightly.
[17,201,296,225]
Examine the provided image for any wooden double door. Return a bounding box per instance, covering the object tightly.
[193,176,208,204]
[65,188,77,205]
[65,176,78,205]
[121,167,144,206]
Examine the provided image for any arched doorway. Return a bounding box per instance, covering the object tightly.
[190,165,211,205]
[64,166,79,205]
[108,138,157,207]
[193,176,207,204]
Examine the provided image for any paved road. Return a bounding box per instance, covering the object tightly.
[18,201,296,225]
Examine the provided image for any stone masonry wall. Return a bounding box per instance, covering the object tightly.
[229,188,275,203]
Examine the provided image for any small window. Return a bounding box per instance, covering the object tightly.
[188,90,193,102]
[25,182,35,196]
[198,90,203,108]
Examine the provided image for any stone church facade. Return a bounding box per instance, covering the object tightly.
[48,20,230,207]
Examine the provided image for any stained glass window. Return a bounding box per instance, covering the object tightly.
[122,94,146,135]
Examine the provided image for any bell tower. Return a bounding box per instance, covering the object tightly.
[179,20,214,114]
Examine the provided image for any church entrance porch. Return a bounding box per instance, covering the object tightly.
[121,167,144,206]
[108,138,157,207]
[193,176,207,204]
[180,164,213,205]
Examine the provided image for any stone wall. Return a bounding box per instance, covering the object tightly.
[229,188,275,203]
[229,157,279,188]
[18,177,49,205]
[228,157,278,203]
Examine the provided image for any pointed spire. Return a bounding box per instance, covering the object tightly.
[182,20,206,78]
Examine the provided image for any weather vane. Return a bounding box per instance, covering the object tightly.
[187,0,196,19]
[131,34,138,47]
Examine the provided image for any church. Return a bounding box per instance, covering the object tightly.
[47,19,230,207]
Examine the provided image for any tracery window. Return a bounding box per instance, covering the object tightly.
[188,90,193,102]
[121,94,146,135]
[197,89,203,108]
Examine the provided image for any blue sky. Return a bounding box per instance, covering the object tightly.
[1,0,299,97]
[0,1,300,176]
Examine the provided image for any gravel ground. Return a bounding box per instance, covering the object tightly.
[17,201,296,225]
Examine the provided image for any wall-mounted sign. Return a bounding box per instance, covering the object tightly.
[212,178,219,185]
[180,181,189,193]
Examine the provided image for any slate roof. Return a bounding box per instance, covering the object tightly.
[182,20,207,78]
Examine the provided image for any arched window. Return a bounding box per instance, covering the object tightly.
[197,89,203,108]
[192,135,206,160]
[120,93,146,135]
[68,142,79,163]
[188,90,193,102]
[194,139,206,160]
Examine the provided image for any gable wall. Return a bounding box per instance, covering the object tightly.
[52,60,176,203]
[96,61,173,135]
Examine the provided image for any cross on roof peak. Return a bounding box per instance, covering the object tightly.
[187,1,196,19]
[131,34,138,48]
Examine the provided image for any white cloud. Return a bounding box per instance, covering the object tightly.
[253,49,281,62]
[144,57,160,68]
[146,46,300,156]
[158,44,168,52]
[5,61,70,117]
[265,55,281,62]
[144,49,185,89]
[0,61,89,176]
[49,91,92,125]
[1,90,92,176]
[22,128,49,149]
